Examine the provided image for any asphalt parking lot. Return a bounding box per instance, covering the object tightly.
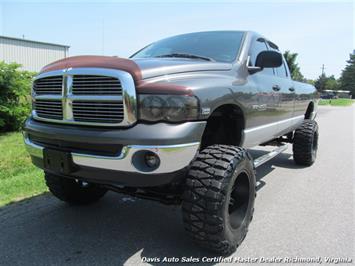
[0,105,353,266]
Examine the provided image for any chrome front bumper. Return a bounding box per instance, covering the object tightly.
[24,135,200,174]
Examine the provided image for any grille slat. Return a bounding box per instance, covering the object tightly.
[35,99,63,120]
[73,91,122,95]
[35,103,62,108]
[73,87,122,89]
[33,91,61,95]
[36,111,62,116]
[35,107,62,112]
[34,83,63,87]
[71,102,122,106]
[74,76,118,80]
[35,104,62,108]
[73,80,118,82]
[72,108,123,113]
[73,112,124,117]
[33,76,63,95]
[73,100,124,123]
[73,81,120,84]
[36,114,62,119]
[34,79,63,83]
[72,75,122,95]
[36,112,62,115]
[71,116,123,122]
[73,82,120,85]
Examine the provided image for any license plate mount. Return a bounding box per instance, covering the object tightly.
[43,149,75,174]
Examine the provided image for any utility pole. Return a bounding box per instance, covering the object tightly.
[321,64,325,76]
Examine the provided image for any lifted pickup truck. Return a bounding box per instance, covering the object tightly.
[24,31,318,255]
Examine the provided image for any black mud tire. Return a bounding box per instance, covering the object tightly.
[45,173,107,204]
[182,145,256,255]
[293,119,319,166]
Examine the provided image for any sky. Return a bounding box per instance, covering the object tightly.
[0,0,353,79]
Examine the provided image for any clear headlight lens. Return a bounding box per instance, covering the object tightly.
[139,94,199,122]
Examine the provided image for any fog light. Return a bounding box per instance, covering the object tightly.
[145,151,160,168]
[132,150,161,172]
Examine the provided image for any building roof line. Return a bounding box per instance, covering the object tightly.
[0,35,70,48]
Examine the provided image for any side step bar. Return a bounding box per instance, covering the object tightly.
[253,144,288,168]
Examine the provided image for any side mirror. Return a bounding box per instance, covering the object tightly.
[256,51,283,68]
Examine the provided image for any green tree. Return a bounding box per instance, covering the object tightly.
[283,50,304,81]
[324,75,339,91]
[314,73,327,91]
[314,73,339,91]
[0,61,35,131]
[314,74,340,92]
[339,53,355,97]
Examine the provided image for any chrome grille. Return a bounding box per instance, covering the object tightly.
[34,99,62,120]
[73,101,124,123]
[33,76,63,95]
[72,75,122,95]
[31,68,137,127]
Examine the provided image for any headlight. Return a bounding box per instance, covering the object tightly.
[139,94,199,122]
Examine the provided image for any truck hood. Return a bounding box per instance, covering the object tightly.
[132,58,232,79]
[40,55,232,82]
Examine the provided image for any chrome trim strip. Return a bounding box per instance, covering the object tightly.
[24,134,44,159]
[32,68,137,127]
[63,75,73,120]
[34,95,63,101]
[72,142,200,174]
[242,115,304,148]
[23,135,199,174]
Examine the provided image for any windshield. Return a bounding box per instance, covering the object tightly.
[131,31,245,63]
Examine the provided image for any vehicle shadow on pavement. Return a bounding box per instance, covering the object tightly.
[0,192,218,265]
[0,149,303,265]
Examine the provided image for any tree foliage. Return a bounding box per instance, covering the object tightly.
[283,50,304,81]
[339,53,355,97]
[314,74,339,92]
[0,61,35,131]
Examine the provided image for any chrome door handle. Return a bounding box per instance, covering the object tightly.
[272,85,281,91]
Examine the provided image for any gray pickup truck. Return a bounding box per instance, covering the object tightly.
[24,31,318,255]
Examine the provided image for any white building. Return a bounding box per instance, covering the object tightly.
[0,35,69,72]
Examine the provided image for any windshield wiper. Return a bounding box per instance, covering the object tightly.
[155,53,214,62]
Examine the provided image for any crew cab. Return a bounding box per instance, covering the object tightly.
[24,31,319,255]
